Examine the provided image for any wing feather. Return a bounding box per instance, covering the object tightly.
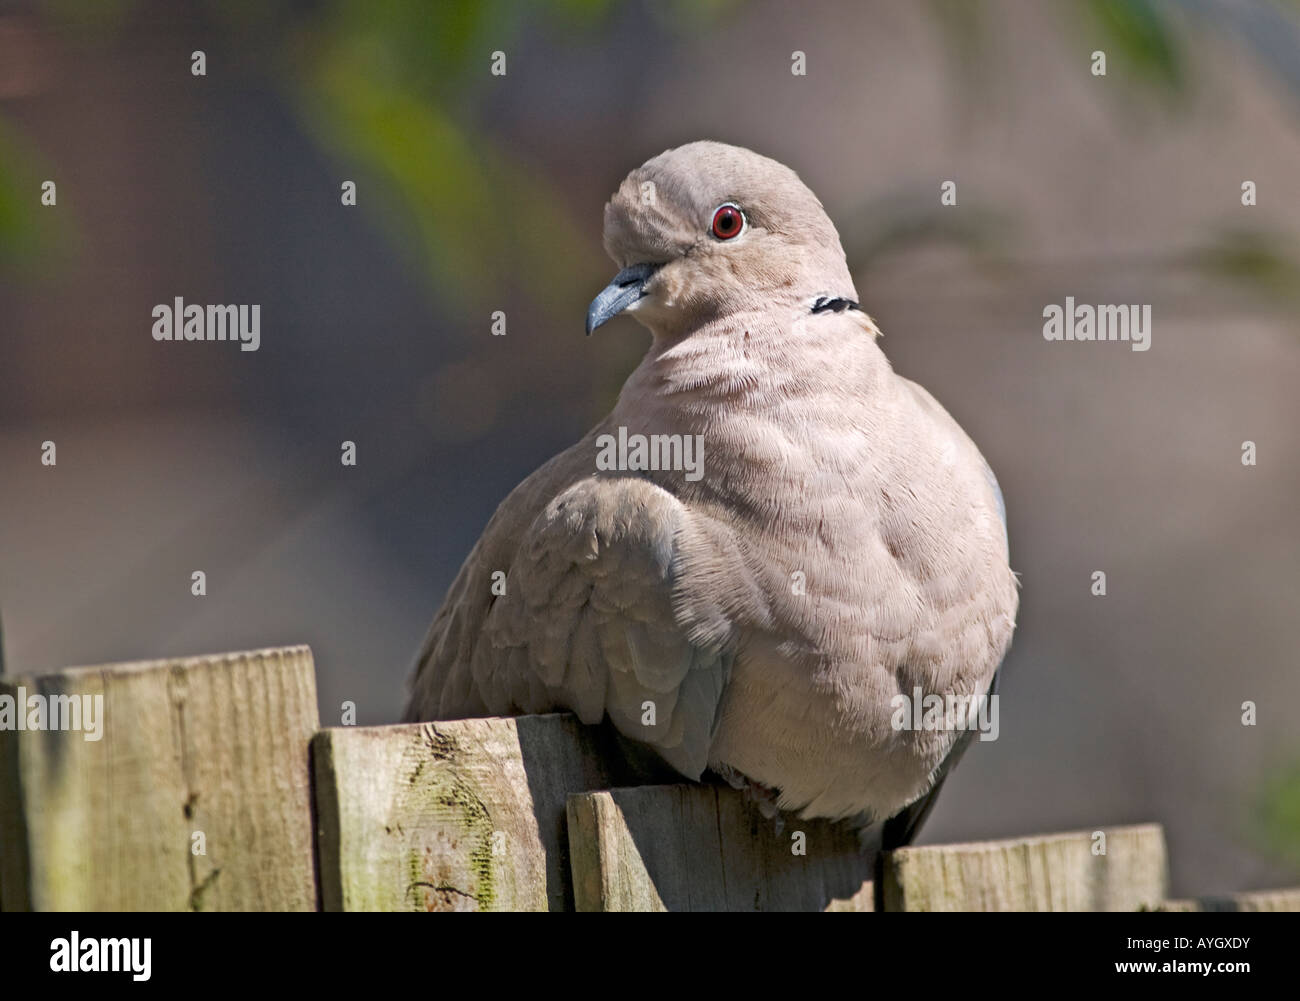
[405,462,747,780]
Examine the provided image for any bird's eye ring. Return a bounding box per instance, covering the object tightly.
[711,203,745,240]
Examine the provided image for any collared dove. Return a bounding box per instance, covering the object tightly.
[405,141,1018,845]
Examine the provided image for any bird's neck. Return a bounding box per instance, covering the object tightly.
[612,309,894,435]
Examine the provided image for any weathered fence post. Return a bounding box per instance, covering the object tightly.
[0,645,319,910]
[880,824,1169,911]
[566,784,875,911]
[312,714,623,911]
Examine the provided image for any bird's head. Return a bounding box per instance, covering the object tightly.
[587,141,858,339]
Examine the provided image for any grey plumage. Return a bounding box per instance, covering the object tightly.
[405,141,1018,839]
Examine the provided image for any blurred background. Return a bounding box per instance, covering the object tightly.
[0,0,1297,897]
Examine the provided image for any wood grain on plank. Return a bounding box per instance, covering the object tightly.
[0,645,319,911]
[313,714,622,911]
[881,823,1168,911]
[566,784,875,911]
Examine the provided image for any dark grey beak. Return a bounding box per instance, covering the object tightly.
[586,263,660,335]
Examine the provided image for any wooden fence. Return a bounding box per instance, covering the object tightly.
[1,645,1296,912]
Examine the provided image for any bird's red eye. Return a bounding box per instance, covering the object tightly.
[711,203,744,240]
